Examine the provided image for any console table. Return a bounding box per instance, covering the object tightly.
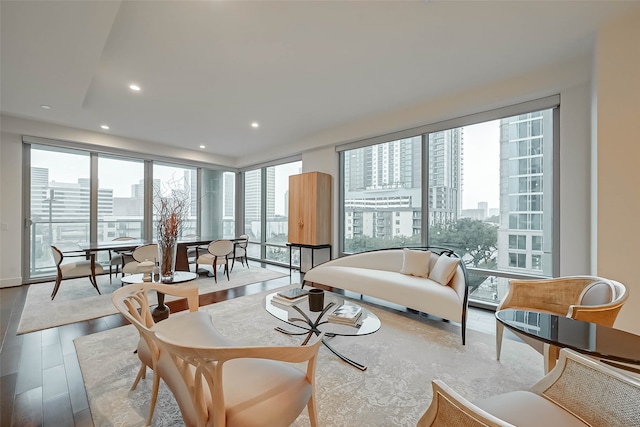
[286,242,332,274]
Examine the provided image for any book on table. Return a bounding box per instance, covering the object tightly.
[271,289,308,306]
[276,287,309,300]
[328,301,363,326]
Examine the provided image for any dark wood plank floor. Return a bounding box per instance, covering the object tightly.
[0,264,501,427]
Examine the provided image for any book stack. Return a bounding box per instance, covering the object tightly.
[328,301,363,326]
[271,288,309,306]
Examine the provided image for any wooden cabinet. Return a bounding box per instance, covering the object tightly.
[288,172,332,245]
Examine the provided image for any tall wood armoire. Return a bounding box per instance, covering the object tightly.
[288,171,332,245]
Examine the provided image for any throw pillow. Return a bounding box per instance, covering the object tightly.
[429,254,459,286]
[400,248,431,277]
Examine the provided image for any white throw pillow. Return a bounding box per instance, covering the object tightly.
[429,254,459,286]
[400,248,431,277]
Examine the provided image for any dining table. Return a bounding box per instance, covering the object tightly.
[74,236,243,272]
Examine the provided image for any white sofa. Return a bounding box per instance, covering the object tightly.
[302,247,469,344]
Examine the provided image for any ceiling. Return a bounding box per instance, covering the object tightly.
[2,1,639,165]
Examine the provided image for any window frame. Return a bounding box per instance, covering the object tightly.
[336,95,560,304]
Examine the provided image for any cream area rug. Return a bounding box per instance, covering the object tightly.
[75,286,544,427]
[17,267,287,334]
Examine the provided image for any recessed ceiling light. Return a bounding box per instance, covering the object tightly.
[199,145,205,149]
[41,104,51,109]
[251,122,259,128]
[101,125,110,130]
[129,84,141,91]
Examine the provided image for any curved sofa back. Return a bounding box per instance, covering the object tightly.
[315,248,468,305]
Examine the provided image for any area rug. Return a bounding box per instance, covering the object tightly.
[17,267,287,334]
[75,285,544,427]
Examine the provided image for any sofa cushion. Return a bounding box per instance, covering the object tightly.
[475,391,588,427]
[429,255,459,286]
[400,248,431,277]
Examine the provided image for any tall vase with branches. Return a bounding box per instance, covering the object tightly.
[154,179,190,283]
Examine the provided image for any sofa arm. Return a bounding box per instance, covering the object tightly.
[417,380,515,427]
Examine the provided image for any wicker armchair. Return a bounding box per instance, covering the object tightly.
[418,348,640,426]
[496,276,627,372]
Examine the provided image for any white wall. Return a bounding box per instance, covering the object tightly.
[594,11,640,334]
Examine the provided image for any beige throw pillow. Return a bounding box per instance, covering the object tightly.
[400,248,431,277]
[429,254,459,286]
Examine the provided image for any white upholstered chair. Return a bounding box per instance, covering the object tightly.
[418,348,640,427]
[122,243,159,276]
[112,283,224,426]
[496,275,628,372]
[154,328,324,427]
[196,239,234,283]
[50,245,104,300]
[229,234,249,271]
[108,236,136,283]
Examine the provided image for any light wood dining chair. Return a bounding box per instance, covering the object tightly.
[50,245,104,300]
[230,234,250,271]
[154,328,324,427]
[112,283,227,426]
[196,239,234,283]
[108,236,136,283]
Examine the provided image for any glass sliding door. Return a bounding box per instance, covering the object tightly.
[265,161,302,264]
[153,163,198,239]
[201,169,235,240]
[243,169,262,259]
[97,155,145,241]
[29,145,90,278]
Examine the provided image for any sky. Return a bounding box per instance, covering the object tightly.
[461,120,500,210]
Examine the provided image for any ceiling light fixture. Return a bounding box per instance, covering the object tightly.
[129,84,141,91]
[101,125,110,130]
[199,145,205,149]
[251,122,259,128]
[40,104,51,109]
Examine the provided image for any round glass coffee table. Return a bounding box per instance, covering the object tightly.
[265,290,381,370]
[122,272,198,321]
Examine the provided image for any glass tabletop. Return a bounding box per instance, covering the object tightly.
[265,291,381,337]
[121,271,198,285]
[496,309,640,365]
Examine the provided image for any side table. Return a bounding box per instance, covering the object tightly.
[121,271,198,321]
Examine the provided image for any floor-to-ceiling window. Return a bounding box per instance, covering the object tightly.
[338,97,558,307]
[242,159,302,265]
[24,139,234,282]
[29,146,91,278]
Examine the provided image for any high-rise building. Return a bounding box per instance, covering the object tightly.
[428,129,463,226]
[498,110,553,275]
[343,130,462,241]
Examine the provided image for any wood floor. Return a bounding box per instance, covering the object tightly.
[0,264,502,427]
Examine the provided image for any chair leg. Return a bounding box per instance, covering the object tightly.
[308,396,319,427]
[51,273,63,300]
[109,265,113,284]
[212,263,217,283]
[147,371,161,427]
[131,363,147,390]
[89,273,101,295]
[230,257,236,272]
[496,322,504,360]
[225,262,230,281]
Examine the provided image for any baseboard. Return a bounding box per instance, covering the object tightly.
[0,276,23,288]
